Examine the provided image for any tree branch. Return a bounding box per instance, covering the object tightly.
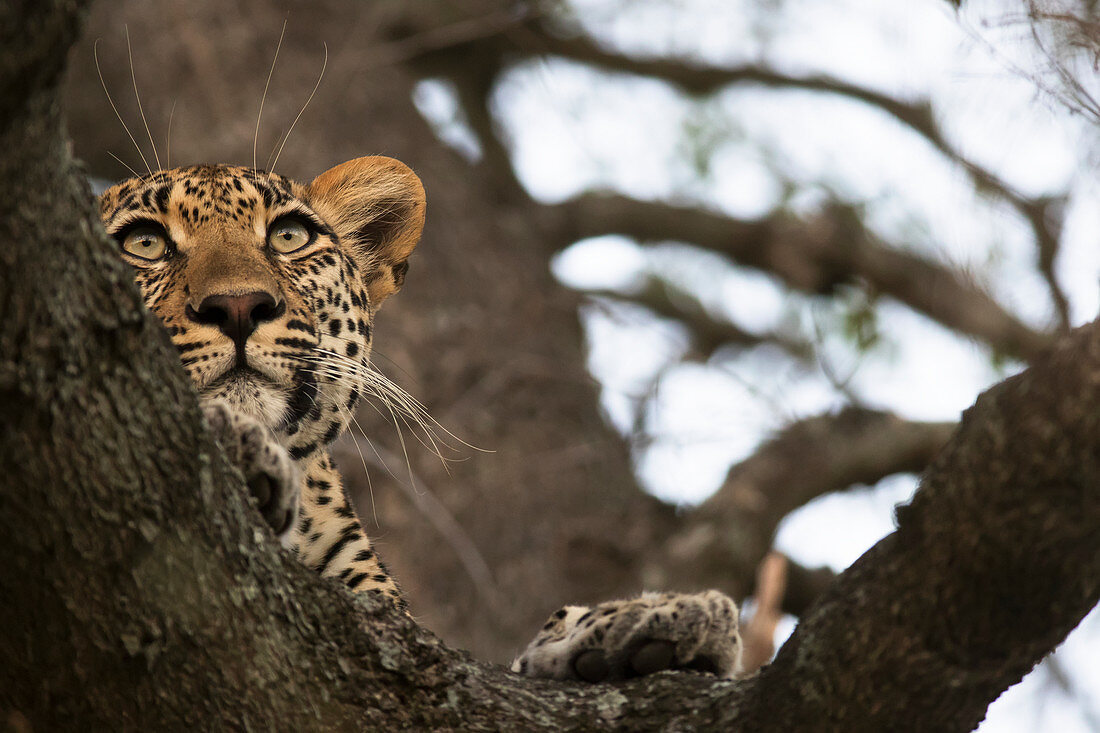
[510,20,1073,329]
[398,8,1073,327]
[391,10,531,202]
[585,275,815,364]
[549,193,1055,361]
[651,408,955,608]
[446,52,528,201]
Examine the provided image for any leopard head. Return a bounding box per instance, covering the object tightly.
[98,156,425,461]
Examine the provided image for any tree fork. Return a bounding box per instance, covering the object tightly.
[1,2,1097,730]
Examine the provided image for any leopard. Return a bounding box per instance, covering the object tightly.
[98,155,743,682]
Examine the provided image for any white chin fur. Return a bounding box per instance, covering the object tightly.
[202,375,289,431]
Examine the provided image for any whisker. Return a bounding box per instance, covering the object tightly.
[315,333,423,383]
[125,26,161,171]
[304,358,445,452]
[290,374,380,522]
[304,362,425,488]
[365,347,420,384]
[340,434,505,613]
[254,19,287,171]
[309,352,423,409]
[268,42,328,173]
[301,361,453,474]
[313,332,421,384]
[106,150,140,178]
[335,399,381,527]
[165,99,176,170]
[375,380,421,491]
[95,38,152,175]
[312,348,489,454]
[344,417,405,485]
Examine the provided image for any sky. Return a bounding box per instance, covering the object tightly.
[411,0,1100,728]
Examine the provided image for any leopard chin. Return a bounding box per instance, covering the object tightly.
[202,368,290,432]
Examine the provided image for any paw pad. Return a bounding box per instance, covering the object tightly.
[572,649,610,683]
[628,639,674,676]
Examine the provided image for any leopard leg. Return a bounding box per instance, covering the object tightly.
[289,451,405,609]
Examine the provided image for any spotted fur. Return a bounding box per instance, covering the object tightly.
[512,591,742,681]
[99,156,741,680]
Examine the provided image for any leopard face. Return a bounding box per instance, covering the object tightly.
[98,157,425,461]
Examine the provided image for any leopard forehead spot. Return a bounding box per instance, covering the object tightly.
[100,165,303,236]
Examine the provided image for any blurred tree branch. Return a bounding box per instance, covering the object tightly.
[649,408,955,613]
[448,53,527,199]
[549,193,1053,361]
[408,9,1073,328]
[585,275,815,363]
[399,6,1061,357]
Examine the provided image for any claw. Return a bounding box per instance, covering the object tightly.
[203,400,300,546]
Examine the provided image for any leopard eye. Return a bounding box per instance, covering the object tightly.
[121,225,168,261]
[267,217,313,254]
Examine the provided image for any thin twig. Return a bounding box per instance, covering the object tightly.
[333,438,506,617]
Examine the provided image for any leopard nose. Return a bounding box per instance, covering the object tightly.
[187,291,284,351]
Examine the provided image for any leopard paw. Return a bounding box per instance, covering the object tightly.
[512,590,741,682]
[202,400,300,547]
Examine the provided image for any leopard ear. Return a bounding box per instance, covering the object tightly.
[308,156,425,306]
